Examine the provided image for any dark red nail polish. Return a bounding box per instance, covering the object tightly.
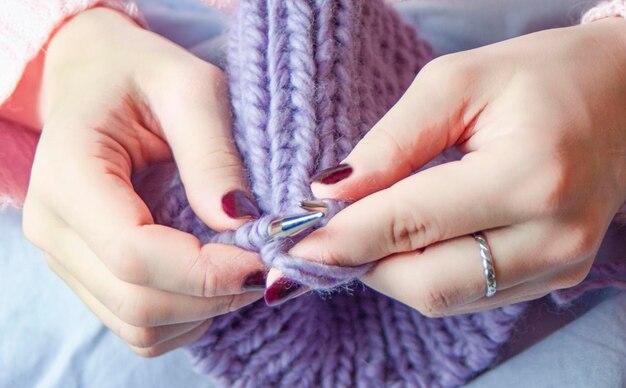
[222,190,260,219]
[310,164,353,185]
[264,277,308,307]
[243,271,266,292]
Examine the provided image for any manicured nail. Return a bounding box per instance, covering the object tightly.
[222,190,260,219]
[242,271,266,292]
[310,164,353,185]
[264,277,309,307]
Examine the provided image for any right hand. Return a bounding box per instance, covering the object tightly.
[22,8,266,357]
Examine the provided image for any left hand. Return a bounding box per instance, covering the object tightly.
[267,18,626,315]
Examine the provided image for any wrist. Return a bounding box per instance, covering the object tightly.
[42,7,144,121]
[46,7,142,66]
[0,6,140,131]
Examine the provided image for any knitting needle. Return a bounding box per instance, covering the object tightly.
[298,200,329,215]
[267,211,324,240]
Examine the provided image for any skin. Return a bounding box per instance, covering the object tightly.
[21,8,265,357]
[279,18,626,317]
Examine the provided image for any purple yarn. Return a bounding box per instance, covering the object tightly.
[148,0,626,386]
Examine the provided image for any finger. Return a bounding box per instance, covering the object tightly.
[311,55,483,200]
[263,268,310,307]
[266,268,283,286]
[47,229,263,326]
[45,253,210,348]
[291,151,523,266]
[41,138,265,297]
[142,60,258,231]
[129,319,213,358]
[358,222,588,317]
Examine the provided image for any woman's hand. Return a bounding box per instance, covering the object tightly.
[276,18,626,315]
[23,8,266,356]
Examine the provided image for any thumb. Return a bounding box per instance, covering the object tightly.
[145,64,258,231]
[311,56,478,201]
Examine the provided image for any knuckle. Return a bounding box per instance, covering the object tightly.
[202,269,220,298]
[102,238,148,286]
[387,200,439,253]
[185,144,243,184]
[566,225,600,260]
[114,292,156,327]
[550,264,591,290]
[415,284,453,318]
[130,345,165,359]
[309,235,349,266]
[121,325,162,349]
[187,249,220,297]
[549,224,601,267]
[418,53,477,91]
[533,161,577,216]
[367,129,417,174]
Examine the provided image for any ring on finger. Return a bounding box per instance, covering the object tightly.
[473,232,497,297]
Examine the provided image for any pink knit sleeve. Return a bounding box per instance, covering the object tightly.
[0,120,38,209]
[582,0,626,23]
[582,1,626,222]
[0,1,139,103]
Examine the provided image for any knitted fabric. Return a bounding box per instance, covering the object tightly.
[150,1,626,387]
[150,1,529,386]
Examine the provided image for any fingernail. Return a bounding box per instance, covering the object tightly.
[222,190,260,219]
[310,164,353,185]
[264,277,309,307]
[242,271,266,292]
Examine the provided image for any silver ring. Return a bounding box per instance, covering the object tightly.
[473,232,497,298]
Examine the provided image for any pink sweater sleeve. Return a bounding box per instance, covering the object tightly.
[582,0,626,23]
[0,0,138,103]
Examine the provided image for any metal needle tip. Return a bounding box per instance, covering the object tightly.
[299,200,328,215]
[267,211,324,240]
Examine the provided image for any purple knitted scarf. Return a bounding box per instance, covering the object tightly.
[149,0,626,386]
